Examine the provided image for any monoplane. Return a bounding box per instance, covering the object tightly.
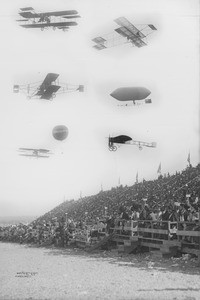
[92,17,157,50]
[110,87,152,106]
[108,135,156,151]
[13,73,84,100]
[17,7,80,31]
[18,148,53,158]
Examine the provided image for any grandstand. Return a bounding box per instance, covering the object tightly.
[36,163,200,224]
[0,163,199,260]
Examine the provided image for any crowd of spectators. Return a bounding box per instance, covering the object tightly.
[0,164,199,247]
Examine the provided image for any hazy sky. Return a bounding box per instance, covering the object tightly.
[0,0,199,216]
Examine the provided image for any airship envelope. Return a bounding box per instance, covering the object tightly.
[110,87,151,101]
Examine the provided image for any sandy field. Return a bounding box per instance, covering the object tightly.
[0,242,200,300]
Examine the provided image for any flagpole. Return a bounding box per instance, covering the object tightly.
[157,162,161,178]
[187,151,191,167]
[136,171,138,184]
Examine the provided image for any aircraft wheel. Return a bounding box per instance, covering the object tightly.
[109,146,117,151]
[41,27,44,31]
[53,26,56,31]
[52,93,56,98]
[139,146,143,151]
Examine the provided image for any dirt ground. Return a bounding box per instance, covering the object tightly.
[0,242,200,300]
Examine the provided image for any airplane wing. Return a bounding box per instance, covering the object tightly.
[114,17,147,47]
[20,21,77,28]
[19,11,37,18]
[19,154,35,157]
[43,10,78,17]
[115,27,147,47]
[40,85,60,100]
[19,154,49,158]
[41,73,59,88]
[115,17,146,38]
[19,148,36,151]
[19,9,78,19]
[19,148,52,154]
[19,7,35,18]
[16,19,29,22]
[20,7,34,11]
[63,15,81,19]
[35,73,59,96]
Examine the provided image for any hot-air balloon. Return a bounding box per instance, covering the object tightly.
[110,87,152,106]
[108,135,156,151]
[52,125,68,141]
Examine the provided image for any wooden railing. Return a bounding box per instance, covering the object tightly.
[73,219,200,257]
[111,219,200,256]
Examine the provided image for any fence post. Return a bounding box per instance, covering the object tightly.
[131,220,133,236]
[151,221,153,239]
[168,221,170,240]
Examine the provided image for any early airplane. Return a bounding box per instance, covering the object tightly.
[110,87,152,106]
[92,17,157,50]
[108,135,157,151]
[13,73,84,100]
[17,7,80,31]
[18,148,53,158]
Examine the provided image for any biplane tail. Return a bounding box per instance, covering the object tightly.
[92,37,107,50]
[77,85,84,92]
[13,85,19,93]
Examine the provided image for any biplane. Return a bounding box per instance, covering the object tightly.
[18,148,53,158]
[17,7,80,31]
[13,73,84,100]
[92,17,157,50]
[108,135,156,151]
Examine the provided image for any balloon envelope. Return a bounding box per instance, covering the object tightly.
[52,125,68,141]
[110,87,151,101]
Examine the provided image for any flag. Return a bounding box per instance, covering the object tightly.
[157,163,161,174]
[136,171,138,183]
[187,152,190,165]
